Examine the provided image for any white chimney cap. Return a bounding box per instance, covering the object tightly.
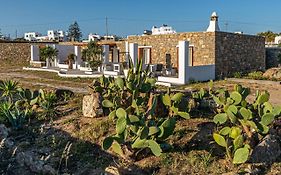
[211,12,218,17]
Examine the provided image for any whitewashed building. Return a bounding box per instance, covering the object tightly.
[24,30,67,42]
[24,32,42,41]
[88,33,101,42]
[47,30,66,41]
[151,24,176,35]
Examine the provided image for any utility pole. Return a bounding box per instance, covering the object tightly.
[15,30,17,39]
[106,16,109,40]
[224,22,229,32]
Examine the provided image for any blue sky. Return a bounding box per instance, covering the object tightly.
[1,0,281,38]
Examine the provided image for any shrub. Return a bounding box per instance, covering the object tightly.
[247,71,264,80]
[233,72,242,78]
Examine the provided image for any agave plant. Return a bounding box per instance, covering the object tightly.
[0,80,19,103]
[0,102,29,129]
[37,89,58,120]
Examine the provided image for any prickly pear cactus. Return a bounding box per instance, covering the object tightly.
[212,84,281,164]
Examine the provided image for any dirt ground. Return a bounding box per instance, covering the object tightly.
[0,65,280,174]
[1,67,281,106]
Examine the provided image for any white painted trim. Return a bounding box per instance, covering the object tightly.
[138,46,152,48]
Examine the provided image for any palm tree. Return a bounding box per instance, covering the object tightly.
[39,46,59,68]
[0,80,19,103]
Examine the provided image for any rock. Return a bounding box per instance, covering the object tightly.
[3,138,14,148]
[16,152,33,167]
[29,160,44,173]
[250,134,281,163]
[16,152,56,174]
[82,93,103,118]
[263,68,281,80]
[43,165,56,175]
[105,166,120,175]
[0,124,9,140]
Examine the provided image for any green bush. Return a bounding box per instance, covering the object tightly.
[247,71,264,80]
[233,72,242,78]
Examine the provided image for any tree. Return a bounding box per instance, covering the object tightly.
[257,30,278,43]
[39,46,58,67]
[68,21,82,41]
[81,41,103,71]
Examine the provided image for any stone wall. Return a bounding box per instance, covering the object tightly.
[265,47,281,68]
[127,32,216,68]
[215,32,265,77]
[0,42,31,66]
[0,42,55,67]
[126,32,265,78]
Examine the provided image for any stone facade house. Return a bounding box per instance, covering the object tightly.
[112,12,265,78]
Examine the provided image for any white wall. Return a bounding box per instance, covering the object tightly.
[129,43,138,67]
[74,46,82,69]
[187,65,215,81]
[158,41,189,85]
[158,41,215,85]
[103,45,109,63]
[50,44,75,64]
[31,45,40,61]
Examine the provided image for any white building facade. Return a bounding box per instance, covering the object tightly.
[24,32,42,41]
[24,30,67,42]
[88,33,101,42]
[47,30,66,41]
[151,25,176,35]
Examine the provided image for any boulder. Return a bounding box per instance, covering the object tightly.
[263,68,281,80]
[250,134,281,163]
[16,152,56,174]
[82,93,103,118]
[0,124,9,140]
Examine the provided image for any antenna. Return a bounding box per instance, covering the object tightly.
[106,16,109,39]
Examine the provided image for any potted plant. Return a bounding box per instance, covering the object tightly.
[67,53,76,69]
[39,46,58,68]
